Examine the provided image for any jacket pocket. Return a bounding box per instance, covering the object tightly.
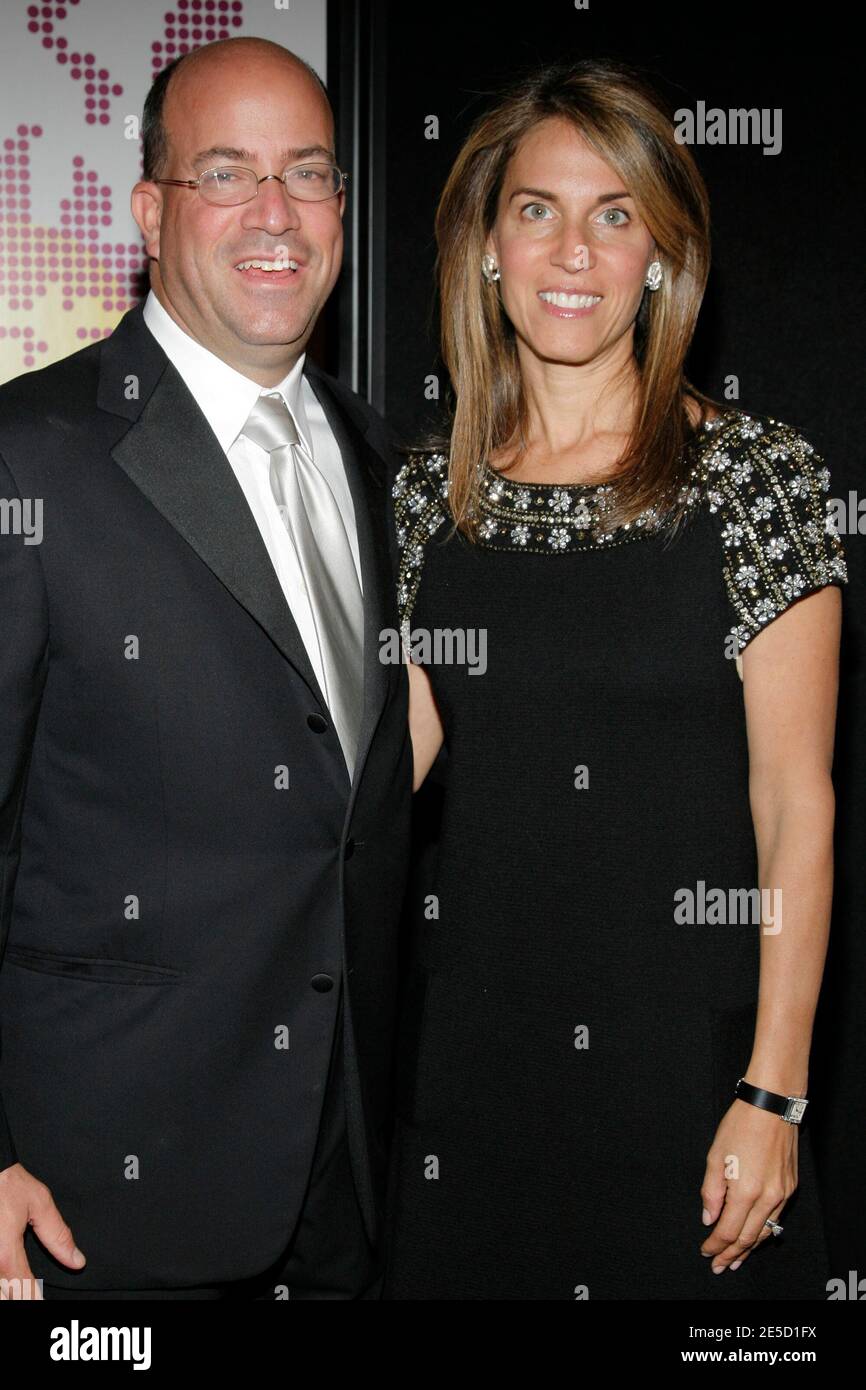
[2,945,184,985]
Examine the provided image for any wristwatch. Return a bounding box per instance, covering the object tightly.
[735,1078,809,1125]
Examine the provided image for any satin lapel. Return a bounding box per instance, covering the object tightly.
[100,303,395,790]
[108,356,330,715]
[304,367,394,793]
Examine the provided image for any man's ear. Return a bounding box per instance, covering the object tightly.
[131,182,163,261]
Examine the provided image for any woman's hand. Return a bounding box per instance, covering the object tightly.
[699,1098,798,1274]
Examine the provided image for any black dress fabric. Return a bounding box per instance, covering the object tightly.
[383,407,848,1300]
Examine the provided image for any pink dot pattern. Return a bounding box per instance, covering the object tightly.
[152,0,243,71]
[26,2,125,127]
[0,125,148,369]
[0,322,49,369]
[4,2,246,374]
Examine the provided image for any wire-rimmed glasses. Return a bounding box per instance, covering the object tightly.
[154,163,349,206]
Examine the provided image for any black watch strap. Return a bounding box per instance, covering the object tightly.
[735,1078,809,1124]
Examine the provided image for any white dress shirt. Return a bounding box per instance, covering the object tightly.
[141,290,362,704]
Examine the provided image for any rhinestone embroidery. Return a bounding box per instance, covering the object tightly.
[391,409,848,655]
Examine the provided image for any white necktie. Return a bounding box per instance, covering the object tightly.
[241,392,364,781]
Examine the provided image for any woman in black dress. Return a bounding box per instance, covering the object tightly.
[382,60,847,1300]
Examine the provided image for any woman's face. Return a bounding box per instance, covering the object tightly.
[486,117,657,367]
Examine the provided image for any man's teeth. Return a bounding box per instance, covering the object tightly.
[235,259,299,271]
[539,292,601,308]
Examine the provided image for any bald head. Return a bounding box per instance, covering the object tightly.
[142,37,331,181]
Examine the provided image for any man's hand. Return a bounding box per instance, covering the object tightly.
[0,1163,86,1299]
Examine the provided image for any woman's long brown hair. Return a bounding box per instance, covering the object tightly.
[423,57,725,543]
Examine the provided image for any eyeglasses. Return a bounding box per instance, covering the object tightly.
[154,162,349,206]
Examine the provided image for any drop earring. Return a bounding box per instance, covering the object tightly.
[481,254,501,284]
[645,260,663,291]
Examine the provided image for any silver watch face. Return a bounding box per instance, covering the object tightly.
[784,1097,808,1124]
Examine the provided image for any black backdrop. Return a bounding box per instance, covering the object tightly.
[326,0,865,1284]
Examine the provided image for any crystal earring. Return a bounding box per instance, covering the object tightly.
[481,254,501,284]
[645,260,663,291]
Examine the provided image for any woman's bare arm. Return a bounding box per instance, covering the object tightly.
[740,584,842,1094]
[406,660,445,792]
[698,584,842,1273]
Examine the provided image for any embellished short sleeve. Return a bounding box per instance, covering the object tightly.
[707,416,848,659]
[391,451,451,647]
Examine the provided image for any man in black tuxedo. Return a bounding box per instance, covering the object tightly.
[0,36,412,1299]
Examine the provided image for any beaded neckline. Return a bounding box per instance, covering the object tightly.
[471,409,741,549]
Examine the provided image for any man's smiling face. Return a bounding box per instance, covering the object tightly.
[133,42,344,382]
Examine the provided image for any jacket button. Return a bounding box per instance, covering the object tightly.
[343,837,355,859]
[307,713,328,733]
[311,974,334,993]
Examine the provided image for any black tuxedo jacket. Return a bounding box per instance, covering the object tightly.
[0,300,412,1290]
